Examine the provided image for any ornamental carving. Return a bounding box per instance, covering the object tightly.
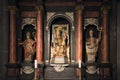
[84,18,98,29]
[22,18,36,29]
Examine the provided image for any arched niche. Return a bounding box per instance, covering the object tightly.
[84,24,101,63]
[83,24,103,74]
[50,17,70,64]
[45,14,74,64]
[21,24,36,63]
[46,13,74,31]
[22,24,36,41]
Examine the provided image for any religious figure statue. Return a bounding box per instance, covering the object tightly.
[86,29,102,63]
[50,25,70,63]
[85,27,102,74]
[19,32,36,62]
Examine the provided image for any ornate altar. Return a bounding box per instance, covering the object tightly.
[50,24,70,64]
[6,0,112,80]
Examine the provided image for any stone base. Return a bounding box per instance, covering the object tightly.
[54,56,65,63]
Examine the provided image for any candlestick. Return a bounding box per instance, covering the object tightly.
[34,59,37,68]
[78,59,81,68]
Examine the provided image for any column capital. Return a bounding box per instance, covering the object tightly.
[35,6,43,14]
[8,6,17,14]
[101,5,110,14]
[75,5,84,14]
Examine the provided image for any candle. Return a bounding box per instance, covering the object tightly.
[78,59,81,68]
[34,59,37,68]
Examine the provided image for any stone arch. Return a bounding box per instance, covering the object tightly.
[46,14,74,31]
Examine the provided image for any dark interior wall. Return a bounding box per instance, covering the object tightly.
[109,0,117,80]
[117,1,120,80]
[110,1,120,80]
[0,0,3,79]
[0,0,9,80]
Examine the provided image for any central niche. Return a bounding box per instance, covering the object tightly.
[50,17,70,64]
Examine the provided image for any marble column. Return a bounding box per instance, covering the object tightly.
[36,6,43,64]
[101,5,110,63]
[100,5,110,77]
[76,5,84,63]
[9,6,16,63]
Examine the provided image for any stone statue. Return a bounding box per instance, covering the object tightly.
[86,29,102,63]
[85,27,102,74]
[19,32,36,62]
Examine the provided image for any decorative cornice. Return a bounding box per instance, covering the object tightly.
[84,18,98,29]
[65,12,74,22]
[21,18,36,29]
[65,12,75,30]
[47,12,56,22]
[46,12,56,31]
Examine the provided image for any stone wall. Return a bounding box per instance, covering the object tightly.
[117,1,120,80]
[0,0,9,80]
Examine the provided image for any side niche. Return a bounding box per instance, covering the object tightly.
[18,24,36,80]
[84,18,103,74]
[21,24,36,63]
[20,18,36,63]
[84,18,102,63]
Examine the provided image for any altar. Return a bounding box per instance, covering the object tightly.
[6,0,112,80]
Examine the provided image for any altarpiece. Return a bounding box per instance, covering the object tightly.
[6,0,112,80]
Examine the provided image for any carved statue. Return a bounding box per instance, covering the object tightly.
[19,32,36,62]
[86,29,102,63]
[85,27,102,74]
[50,25,70,63]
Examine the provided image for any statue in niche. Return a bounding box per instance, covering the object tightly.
[86,28,102,63]
[50,24,70,63]
[85,26,103,74]
[19,32,36,62]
